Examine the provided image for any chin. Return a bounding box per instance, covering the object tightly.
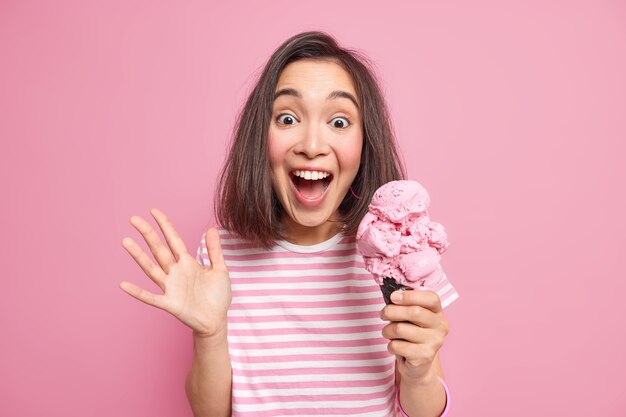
[292,212,332,228]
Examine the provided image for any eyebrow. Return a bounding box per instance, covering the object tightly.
[273,88,360,109]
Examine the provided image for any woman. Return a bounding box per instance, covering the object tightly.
[120,31,458,416]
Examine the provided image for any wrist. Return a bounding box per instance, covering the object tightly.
[193,326,228,346]
[401,364,438,388]
[396,375,450,417]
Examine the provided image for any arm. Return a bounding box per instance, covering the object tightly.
[396,352,448,417]
[381,290,452,417]
[185,328,232,417]
[119,212,233,417]
[186,228,234,417]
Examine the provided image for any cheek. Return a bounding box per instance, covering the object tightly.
[267,132,285,168]
[337,134,363,172]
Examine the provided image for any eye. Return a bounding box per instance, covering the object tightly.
[276,113,298,125]
[330,116,350,129]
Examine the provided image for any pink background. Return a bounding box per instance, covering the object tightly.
[1,0,625,415]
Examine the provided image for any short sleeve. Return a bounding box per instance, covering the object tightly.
[432,267,459,308]
[195,233,206,267]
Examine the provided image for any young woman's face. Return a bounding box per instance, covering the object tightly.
[268,59,363,241]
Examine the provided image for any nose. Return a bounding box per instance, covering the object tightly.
[294,122,331,159]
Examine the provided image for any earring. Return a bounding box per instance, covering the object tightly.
[350,186,361,200]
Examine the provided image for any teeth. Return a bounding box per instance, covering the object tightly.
[292,170,330,180]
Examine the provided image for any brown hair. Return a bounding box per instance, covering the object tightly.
[215,31,406,248]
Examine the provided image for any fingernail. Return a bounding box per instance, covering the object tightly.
[390,291,402,302]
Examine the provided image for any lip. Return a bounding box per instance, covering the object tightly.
[288,167,333,207]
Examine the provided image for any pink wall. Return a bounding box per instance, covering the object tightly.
[2,0,625,415]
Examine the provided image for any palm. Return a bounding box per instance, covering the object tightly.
[165,257,231,335]
[119,208,231,337]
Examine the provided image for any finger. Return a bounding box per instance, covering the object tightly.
[149,208,189,261]
[387,339,435,364]
[390,289,442,313]
[205,228,227,271]
[382,321,435,344]
[121,237,167,290]
[119,281,167,311]
[129,214,176,273]
[381,304,439,328]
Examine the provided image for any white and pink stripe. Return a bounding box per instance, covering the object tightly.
[196,229,458,416]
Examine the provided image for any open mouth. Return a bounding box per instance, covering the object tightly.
[290,169,333,200]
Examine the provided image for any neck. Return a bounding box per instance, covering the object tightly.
[280,217,343,246]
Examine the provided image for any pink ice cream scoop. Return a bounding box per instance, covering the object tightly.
[356,180,450,304]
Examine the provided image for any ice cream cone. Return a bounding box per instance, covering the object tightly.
[356,180,450,303]
[379,278,412,305]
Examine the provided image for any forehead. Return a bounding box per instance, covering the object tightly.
[275,59,358,98]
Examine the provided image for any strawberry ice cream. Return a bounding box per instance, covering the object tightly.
[356,180,450,304]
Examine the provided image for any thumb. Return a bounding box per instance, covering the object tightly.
[205,228,227,271]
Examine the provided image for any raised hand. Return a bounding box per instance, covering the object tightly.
[380,289,449,384]
[119,208,231,338]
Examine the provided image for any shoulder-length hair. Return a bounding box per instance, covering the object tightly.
[215,31,406,248]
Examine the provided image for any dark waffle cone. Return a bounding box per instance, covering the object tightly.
[379,277,412,305]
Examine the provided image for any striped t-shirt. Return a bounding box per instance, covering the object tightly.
[195,229,459,417]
